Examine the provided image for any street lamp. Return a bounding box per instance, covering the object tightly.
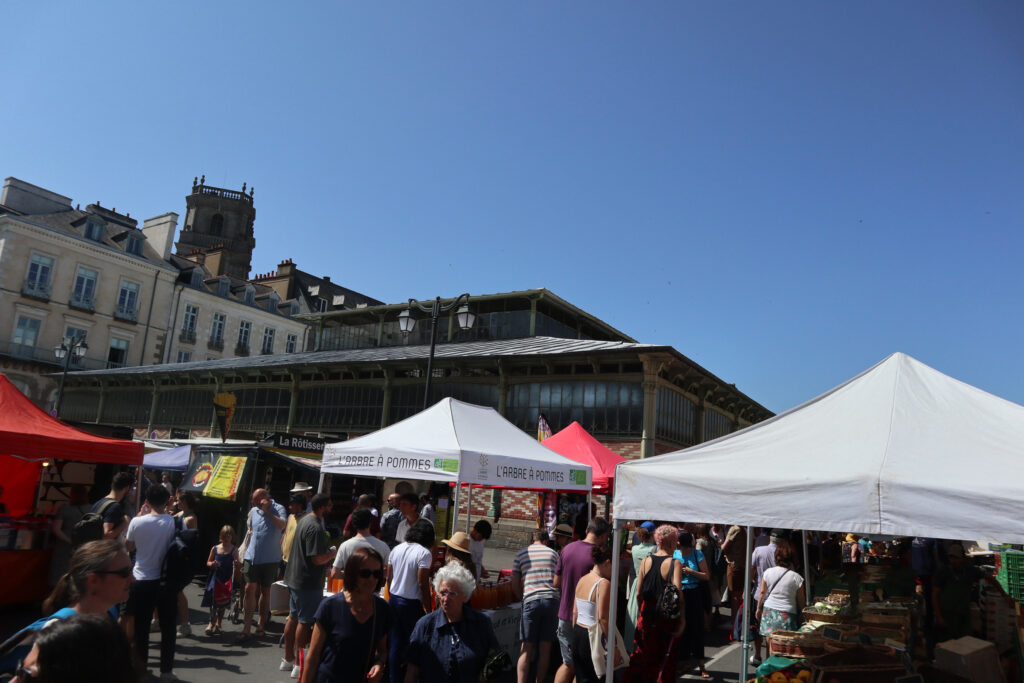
[400,294,476,410]
[53,336,88,418]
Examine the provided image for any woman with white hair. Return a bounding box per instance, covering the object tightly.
[404,563,499,682]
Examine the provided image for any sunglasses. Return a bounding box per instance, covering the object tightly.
[95,566,133,579]
[357,569,383,579]
[15,659,37,681]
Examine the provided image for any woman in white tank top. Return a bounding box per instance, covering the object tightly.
[571,544,621,682]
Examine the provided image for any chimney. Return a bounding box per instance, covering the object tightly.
[1,177,73,215]
[141,212,179,260]
[276,258,296,278]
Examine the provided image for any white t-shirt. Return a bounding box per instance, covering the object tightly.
[127,513,176,581]
[470,538,485,581]
[395,516,433,545]
[387,542,432,600]
[333,534,391,571]
[761,566,805,612]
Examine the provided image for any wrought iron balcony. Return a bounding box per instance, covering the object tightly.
[207,336,225,351]
[235,342,250,356]
[69,293,95,312]
[114,305,138,323]
[21,280,51,301]
[179,328,197,344]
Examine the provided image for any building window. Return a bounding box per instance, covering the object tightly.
[84,220,104,241]
[107,338,129,369]
[180,304,198,343]
[210,213,224,236]
[286,334,298,353]
[189,269,204,288]
[176,351,192,363]
[236,320,252,354]
[12,316,41,357]
[116,281,140,322]
[315,298,327,313]
[126,235,144,256]
[24,254,54,299]
[261,327,275,354]
[209,312,226,350]
[289,301,300,317]
[267,292,280,312]
[217,278,230,297]
[71,266,98,311]
[243,286,255,306]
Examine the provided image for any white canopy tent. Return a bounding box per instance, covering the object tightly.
[605,352,1024,680]
[321,398,592,531]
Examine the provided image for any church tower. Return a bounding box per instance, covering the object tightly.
[174,175,256,279]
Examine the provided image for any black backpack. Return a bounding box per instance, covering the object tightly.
[71,499,115,548]
[163,516,201,592]
[642,555,682,621]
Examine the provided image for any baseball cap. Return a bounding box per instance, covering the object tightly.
[640,521,656,533]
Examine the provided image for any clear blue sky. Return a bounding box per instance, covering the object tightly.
[4,2,1022,414]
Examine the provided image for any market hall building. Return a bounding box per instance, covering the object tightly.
[59,288,772,532]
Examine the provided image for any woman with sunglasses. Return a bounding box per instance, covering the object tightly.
[0,540,133,676]
[302,546,392,683]
[11,613,136,683]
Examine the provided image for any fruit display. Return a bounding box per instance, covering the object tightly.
[751,665,812,682]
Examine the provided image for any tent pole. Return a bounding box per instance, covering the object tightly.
[605,516,622,682]
[135,466,143,515]
[466,484,472,534]
[451,478,462,538]
[802,531,812,606]
[587,492,592,523]
[316,468,326,494]
[741,525,753,681]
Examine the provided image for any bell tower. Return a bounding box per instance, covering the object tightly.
[174,175,256,279]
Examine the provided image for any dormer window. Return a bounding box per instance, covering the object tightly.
[126,234,144,256]
[217,277,230,297]
[289,301,300,317]
[315,298,328,313]
[190,269,204,288]
[267,292,280,311]
[243,285,255,305]
[84,220,104,242]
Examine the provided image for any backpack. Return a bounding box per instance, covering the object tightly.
[71,499,116,548]
[642,555,682,621]
[163,516,201,592]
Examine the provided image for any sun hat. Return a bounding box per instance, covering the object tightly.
[290,482,313,494]
[553,523,573,538]
[442,531,472,553]
[845,533,858,543]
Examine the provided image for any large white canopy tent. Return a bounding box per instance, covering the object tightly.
[604,352,1024,680]
[321,397,592,530]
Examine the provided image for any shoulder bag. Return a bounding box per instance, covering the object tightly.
[584,578,630,677]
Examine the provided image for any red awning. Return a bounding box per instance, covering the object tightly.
[541,421,625,494]
[0,374,143,466]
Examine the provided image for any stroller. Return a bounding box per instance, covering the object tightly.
[229,579,245,624]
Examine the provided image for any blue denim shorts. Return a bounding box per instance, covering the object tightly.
[288,586,323,624]
[520,597,559,644]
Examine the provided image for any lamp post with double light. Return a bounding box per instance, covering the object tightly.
[53,336,88,418]
[398,294,476,410]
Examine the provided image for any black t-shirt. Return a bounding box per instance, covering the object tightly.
[92,497,124,527]
[312,592,392,682]
[284,514,329,590]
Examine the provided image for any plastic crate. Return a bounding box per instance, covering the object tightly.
[1001,550,1024,570]
[997,564,1024,601]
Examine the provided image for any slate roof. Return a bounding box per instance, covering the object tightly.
[69,336,658,377]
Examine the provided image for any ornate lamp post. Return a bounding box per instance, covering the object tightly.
[398,294,476,410]
[53,336,88,418]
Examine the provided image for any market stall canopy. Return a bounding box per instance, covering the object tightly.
[0,374,143,466]
[613,353,1024,543]
[322,398,592,491]
[143,444,191,471]
[542,421,625,493]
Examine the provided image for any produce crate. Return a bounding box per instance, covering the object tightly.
[1001,550,1024,570]
[768,630,826,658]
[803,608,855,624]
[996,563,1024,601]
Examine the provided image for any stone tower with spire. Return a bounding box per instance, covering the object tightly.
[174,175,256,279]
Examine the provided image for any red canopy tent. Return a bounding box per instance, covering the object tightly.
[0,374,143,604]
[542,421,625,493]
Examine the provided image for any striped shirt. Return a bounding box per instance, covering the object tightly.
[513,543,559,604]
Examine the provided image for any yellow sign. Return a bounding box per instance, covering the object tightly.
[205,455,247,500]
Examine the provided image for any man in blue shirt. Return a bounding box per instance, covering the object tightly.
[238,488,286,642]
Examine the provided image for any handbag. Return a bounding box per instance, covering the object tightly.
[480,646,513,681]
[584,579,629,677]
[655,559,682,621]
[237,509,253,561]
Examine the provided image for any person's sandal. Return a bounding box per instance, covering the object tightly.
[205,625,214,637]
[235,632,252,643]
[254,627,266,637]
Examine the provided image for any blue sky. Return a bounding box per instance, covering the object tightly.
[3,2,1022,414]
